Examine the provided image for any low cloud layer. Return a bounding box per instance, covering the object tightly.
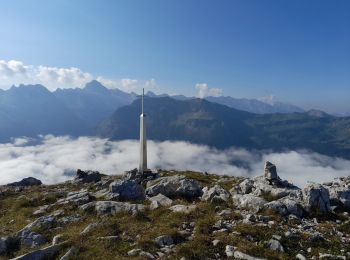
[0,136,349,187]
[0,59,157,92]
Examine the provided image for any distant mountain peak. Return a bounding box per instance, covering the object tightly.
[258,95,279,106]
[10,84,50,94]
[307,109,330,118]
[84,80,108,92]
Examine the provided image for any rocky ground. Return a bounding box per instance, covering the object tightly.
[0,162,350,260]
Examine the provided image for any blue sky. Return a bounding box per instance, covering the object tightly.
[0,0,349,113]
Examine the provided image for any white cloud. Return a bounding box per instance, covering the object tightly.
[195,83,223,98]
[120,78,139,91]
[36,66,93,88]
[0,135,349,187]
[0,60,29,78]
[0,59,157,92]
[97,77,158,93]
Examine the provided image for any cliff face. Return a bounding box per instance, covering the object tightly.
[0,166,350,259]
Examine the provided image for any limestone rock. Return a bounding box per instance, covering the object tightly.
[139,251,155,259]
[145,175,202,199]
[232,194,267,212]
[12,242,66,260]
[109,179,145,201]
[148,194,173,210]
[57,190,93,206]
[252,176,302,199]
[267,238,284,252]
[58,214,82,225]
[52,234,64,245]
[60,246,78,260]
[239,179,255,194]
[325,178,350,209]
[124,168,158,183]
[264,161,278,181]
[201,185,230,203]
[225,245,235,257]
[16,229,47,248]
[74,169,101,183]
[81,222,102,235]
[303,183,331,212]
[169,204,197,214]
[7,177,42,187]
[21,215,57,232]
[155,235,174,247]
[128,248,142,256]
[296,253,307,260]
[264,197,304,217]
[234,250,266,260]
[95,201,145,215]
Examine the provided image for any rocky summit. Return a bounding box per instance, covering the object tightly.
[0,164,350,259]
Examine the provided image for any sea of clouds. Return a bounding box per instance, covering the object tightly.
[0,135,349,187]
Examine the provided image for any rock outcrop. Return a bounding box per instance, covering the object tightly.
[202,185,230,203]
[145,175,203,199]
[95,201,145,215]
[6,177,42,187]
[148,194,173,210]
[324,177,350,209]
[303,183,331,212]
[109,179,145,201]
[264,161,278,181]
[74,169,101,183]
[2,165,350,259]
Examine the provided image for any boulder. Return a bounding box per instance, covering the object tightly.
[109,179,145,201]
[148,194,173,210]
[74,169,101,183]
[6,177,42,187]
[145,175,203,199]
[252,176,302,200]
[264,197,304,218]
[20,215,57,231]
[239,179,255,194]
[232,194,267,212]
[267,238,284,252]
[325,178,350,209]
[303,183,331,212]
[16,229,47,247]
[155,235,174,247]
[95,201,145,215]
[201,185,230,203]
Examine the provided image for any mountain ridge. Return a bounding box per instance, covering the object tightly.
[98,97,350,159]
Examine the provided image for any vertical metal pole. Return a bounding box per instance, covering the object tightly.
[139,88,147,173]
